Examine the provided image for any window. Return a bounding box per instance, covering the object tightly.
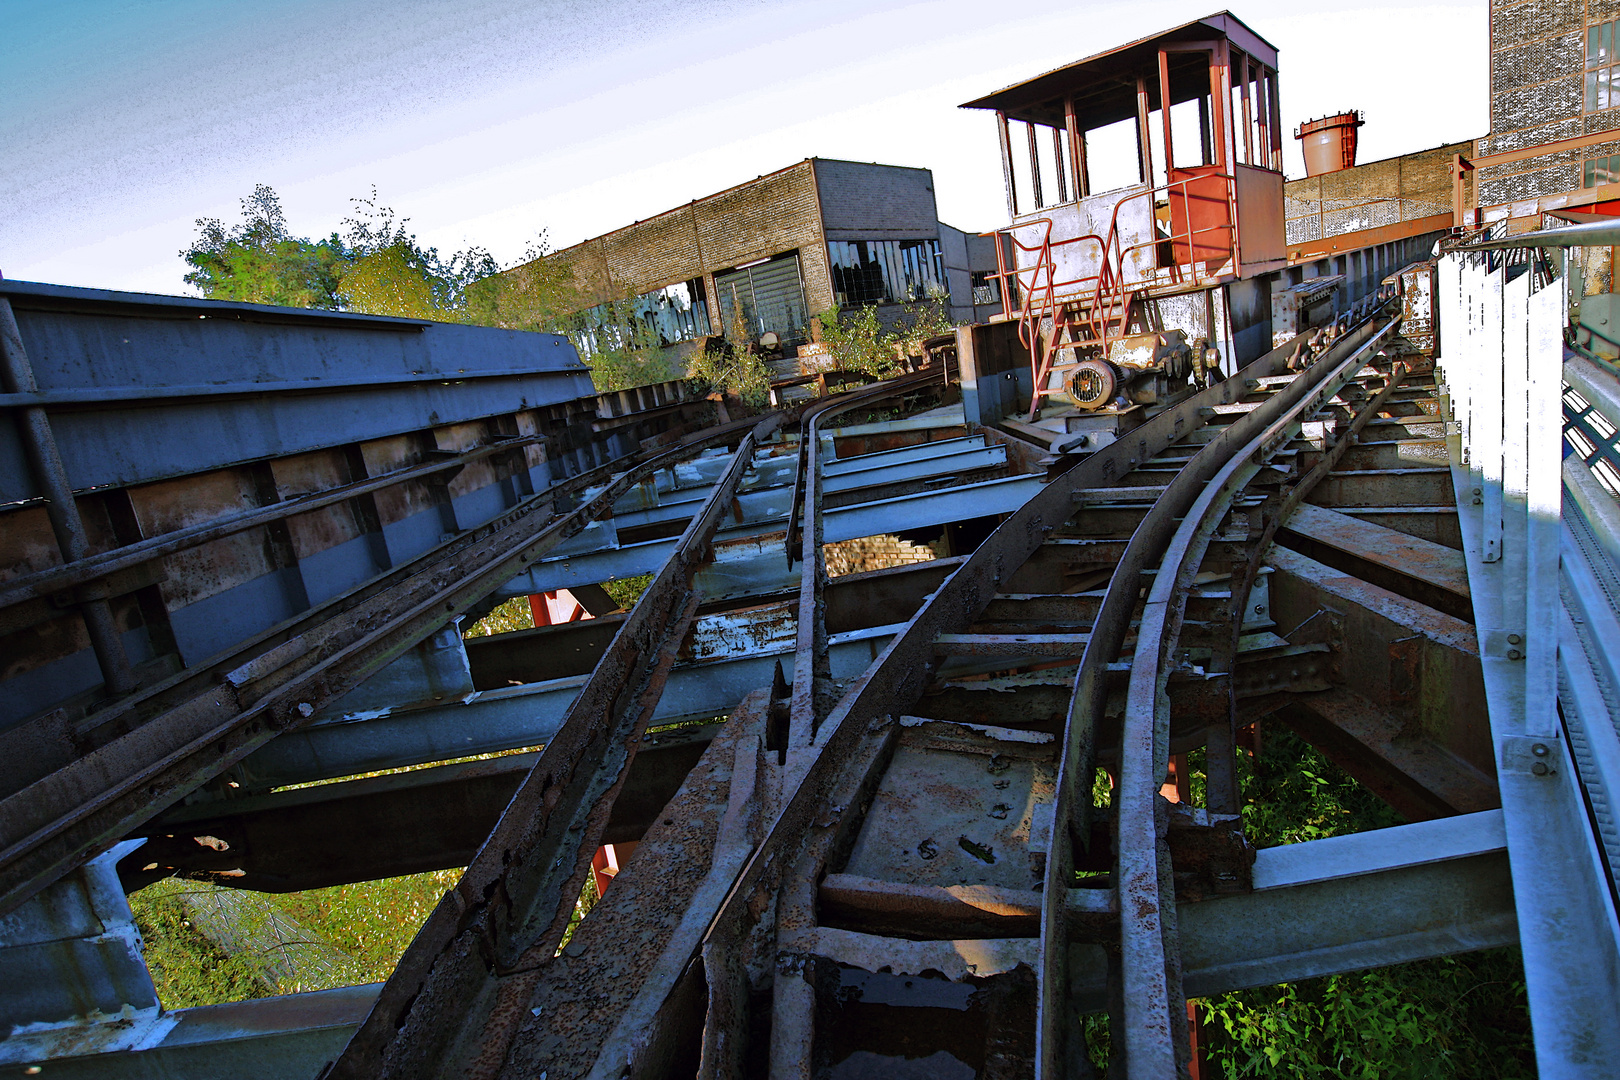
[827,240,946,305]
[970,270,1002,306]
[570,278,709,358]
[1585,154,1620,188]
[715,254,809,345]
[1588,21,1620,111]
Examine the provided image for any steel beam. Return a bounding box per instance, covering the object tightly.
[1440,251,1620,1076]
[1067,812,1515,1010]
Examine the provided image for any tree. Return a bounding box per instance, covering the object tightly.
[181,184,579,328]
[181,185,346,309]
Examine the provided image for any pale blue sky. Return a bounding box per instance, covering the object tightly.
[0,1,1488,296]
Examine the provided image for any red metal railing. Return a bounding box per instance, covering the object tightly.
[988,171,1239,419]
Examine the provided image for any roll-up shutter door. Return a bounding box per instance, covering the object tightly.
[715,253,809,345]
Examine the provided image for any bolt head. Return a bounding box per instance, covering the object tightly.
[1532,761,1549,776]
[1532,743,1550,757]
[1507,633,1522,645]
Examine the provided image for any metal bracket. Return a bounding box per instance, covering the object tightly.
[1500,734,1560,777]
[1481,628,1528,662]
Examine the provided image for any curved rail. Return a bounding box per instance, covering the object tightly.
[1073,313,1401,1075]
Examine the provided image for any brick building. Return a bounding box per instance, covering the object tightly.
[1439,0,1620,226]
[520,158,1000,366]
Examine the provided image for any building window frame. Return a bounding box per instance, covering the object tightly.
[1588,20,1620,112]
[1584,154,1620,188]
[827,239,947,306]
[569,278,710,359]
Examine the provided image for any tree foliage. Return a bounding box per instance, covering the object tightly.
[181,185,347,309]
[182,185,673,394]
[181,185,577,329]
[684,298,771,406]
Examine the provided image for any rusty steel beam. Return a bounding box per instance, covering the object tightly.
[1211,351,1410,810]
[118,724,719,893]
[1276,502,1471,620]
[0,410,773,919]
[326,415,784,1078]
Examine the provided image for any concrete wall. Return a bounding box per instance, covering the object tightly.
[814,159,940,243]
[940,224,1006,325]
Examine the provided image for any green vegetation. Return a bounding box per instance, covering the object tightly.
[129,869,463,1006]
[815,300,955,379]
[129,881,268,1007]
[182,185,686,394]
[182,185,574,329]
[272,870,461,981]
[1200,951,1532,1079]
[573,301,681,393]
[685,299,771,406]
[1082,728,1532,1077]
[602,573,653,610]
[463,596,535,639]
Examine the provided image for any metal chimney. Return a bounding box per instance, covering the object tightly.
[1296,111,1364,176]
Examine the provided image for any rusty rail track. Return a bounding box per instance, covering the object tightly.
[0,405,776,917]
[310,293,1413,1077]
[324,368,949,1077]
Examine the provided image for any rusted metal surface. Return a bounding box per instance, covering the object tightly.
[0,411,769,919]
[1212,350,1409,811]
[326,417,782,1077]
[1278,501,1471,619]
[496,692,769,1080]
[1267,544,1496,780]
[118,724,719,893]
[1038,311,1399,1076]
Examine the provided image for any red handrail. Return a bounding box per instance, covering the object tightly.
[989,171,1242,419]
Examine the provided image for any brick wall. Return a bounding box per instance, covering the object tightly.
[1480,0,1620,205]
[823,534,940,577]
[1284,141,1473,244]
[513,160,837,332]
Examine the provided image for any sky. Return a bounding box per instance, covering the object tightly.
[0,0,1489,297]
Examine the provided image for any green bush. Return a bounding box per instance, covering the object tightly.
[816,300,955,379]
[1083,729,1531,1077]
[128,881,271,1007]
